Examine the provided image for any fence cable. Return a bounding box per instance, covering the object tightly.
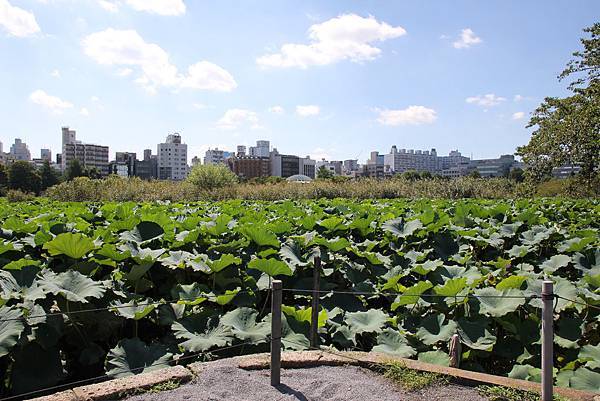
[0,290,255,323]
[554,294,600,311]
[281,287,538,300]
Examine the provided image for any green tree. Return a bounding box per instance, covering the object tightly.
[316,166,334,180]
[85,167,102,179]
[39,160,60,190]
[8,161,41,194]
[469,170,482,179]
[517,23,600,188]
[187,163,238,189]
[0,164,8,193]
[420,171,433,180]
[65,159,85,181]
[508,167,525,183]
[401,170,420,181]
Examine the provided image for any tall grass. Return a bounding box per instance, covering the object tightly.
[44,175,532,201]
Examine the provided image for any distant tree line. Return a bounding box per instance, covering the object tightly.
[0,159,102,196]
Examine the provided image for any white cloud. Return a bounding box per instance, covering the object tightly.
[82,29,237,93]
[90,96,100,102]
[51,69,60,78]
[466,94,506,107]
[296,105,320,117]
[96,0,185,15]
[80,107,90,116]
[514,94,527,102]
[29,90,73,113]
[97,0,119,12]
[257,14,406,68]
[453,28,482,49]
[193,103,207,110]
[375,106,437,126]
[117,68,133,77]
[125,0,185,16]
[0,0,41,37]
[269,105,284,114]
[216,109,261,130]
[512,111,525,120]
[311,147,333,161]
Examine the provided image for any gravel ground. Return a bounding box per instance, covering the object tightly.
[126,359,489,401]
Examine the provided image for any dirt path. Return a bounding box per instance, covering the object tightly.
[126,359,488,401]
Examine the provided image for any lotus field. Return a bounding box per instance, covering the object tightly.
[0,198,599,397]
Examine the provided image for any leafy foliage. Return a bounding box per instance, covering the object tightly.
[0,198,597,398]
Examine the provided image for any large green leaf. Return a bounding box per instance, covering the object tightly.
[40,270,106,303]
[392,281,433,309]
[433,278,467,297]
[457,318,496,350]
[0,307,24,357]
[418,350,450,366]
[382,218,423,238]
[242,226,280,248]
[221,307,270,342]
[106,338,172,378]
[474,288,525,317]
[569,368,600,392]
[344,309,388,336]
[120,221,165,243]
[372,328,416,357]
[416,314,457,345]
[579,344,600,369]
[43,233,96,258]
[172,316,233,352]
[248,258,292,277]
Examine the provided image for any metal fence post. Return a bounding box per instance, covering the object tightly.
[541,280,554,401]
[310,256,321,349]
[271,279,282,386]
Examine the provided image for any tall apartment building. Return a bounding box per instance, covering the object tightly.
[134,149,158,180]
[40,149,51,161]
[61,127,109,175]
[109,152,136,177]
[227,156,270,179]
[10,138,31,161]
[204,148,232,165]
[468,154,517,177]
[383,146,438,174]
[299,157,316,179]
[157,133,188,180]
[249,140,270,157]
[343,159,359,174]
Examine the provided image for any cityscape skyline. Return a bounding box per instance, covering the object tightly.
[1,1,598,164]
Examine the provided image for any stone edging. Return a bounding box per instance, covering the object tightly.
[28,351,599,401]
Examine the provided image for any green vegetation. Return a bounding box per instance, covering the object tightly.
[186,163,239,190]
[378,361,448,391]
[477,385,569,401]
[0,198,598,398]
[518,23,599,190]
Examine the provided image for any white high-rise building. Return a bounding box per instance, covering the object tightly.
[61,127,109,175]
[157,133,188,180]
[204,148,232,165]
[10,138,31,161]
[249,140,270,157]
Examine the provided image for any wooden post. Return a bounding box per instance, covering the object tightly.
[271,280,282,386]
[541,280,554,401]
[449,334,461,368]
[310,256,321,349]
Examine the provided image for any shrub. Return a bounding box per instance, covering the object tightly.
[186,164,238,190]
[6,189,35,202]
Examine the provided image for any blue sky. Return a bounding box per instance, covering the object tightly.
[0,0,598,163]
